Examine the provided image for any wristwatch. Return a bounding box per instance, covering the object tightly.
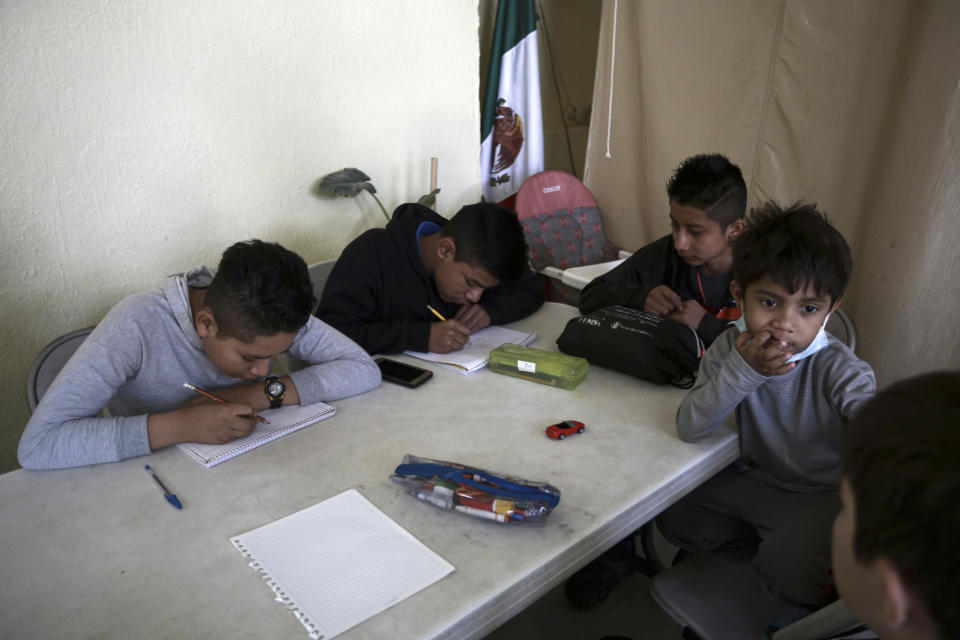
[264,375,285,409]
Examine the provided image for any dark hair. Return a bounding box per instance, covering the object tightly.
[666,153,747,228]
[843,371,960,639]
[732,202,851,304]
[441,203,528,284]
[204,239,316,342]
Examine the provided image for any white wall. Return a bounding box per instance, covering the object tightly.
[0,1,482,472]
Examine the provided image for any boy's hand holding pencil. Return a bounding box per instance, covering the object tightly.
[147,387,261,451]
[183,382,269,423]
[425,306,471,353]
[176,402,259,444]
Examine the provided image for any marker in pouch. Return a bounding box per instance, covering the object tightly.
[415,490,453,509]
[454,505,509,523]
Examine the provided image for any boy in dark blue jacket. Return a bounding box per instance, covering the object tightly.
[317,202,543,355]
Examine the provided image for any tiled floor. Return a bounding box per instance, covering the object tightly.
[483,571,681,640]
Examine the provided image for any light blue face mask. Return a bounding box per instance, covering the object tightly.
[731,313,831,363]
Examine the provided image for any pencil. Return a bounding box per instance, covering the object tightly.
[182,382,270,423]
[426,305,447,321]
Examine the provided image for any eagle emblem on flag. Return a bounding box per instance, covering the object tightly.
[492,98,524,173]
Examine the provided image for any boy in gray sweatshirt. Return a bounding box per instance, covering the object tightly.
[19,239,381,470]
[658,203,876,612]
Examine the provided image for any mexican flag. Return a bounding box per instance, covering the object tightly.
[480,0,544,205]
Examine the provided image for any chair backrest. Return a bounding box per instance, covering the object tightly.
[773,599,871,640]
[650,553,785,639]
[273,259,337,377]
[826,307,857,353]
[514,170,620,272]
[308,259,337,309]
[650,553,870,640]
[27,327,95,411]
[515,170,598,217]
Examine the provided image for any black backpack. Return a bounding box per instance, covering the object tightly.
[556,305,703,388]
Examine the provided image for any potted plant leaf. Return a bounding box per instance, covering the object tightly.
[316,168,440,224]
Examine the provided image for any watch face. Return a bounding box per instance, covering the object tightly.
[267,380,284,396]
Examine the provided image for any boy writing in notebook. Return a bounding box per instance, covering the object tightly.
[579,153,747,347]
[658,202,876,616]
[833,370,960,640]
[19,239,381,470]
[315,202,543,355]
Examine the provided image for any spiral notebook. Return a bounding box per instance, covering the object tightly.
[232,489,454,639]
[177,402,335,468]
[403,325,537,375]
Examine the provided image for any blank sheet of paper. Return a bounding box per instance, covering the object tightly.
[231,489,454,639]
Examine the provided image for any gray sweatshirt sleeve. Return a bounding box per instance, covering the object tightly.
[286,317,381,404]
[676,328,767,442]
[824,347,876,420]
[18,312,153,470]
[19,295,379,471]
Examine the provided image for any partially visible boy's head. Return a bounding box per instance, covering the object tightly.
[433,203,528,304]
[665,154,747,271]
[198,240,315,378]
[834,371,960,640]
[205,239,316,341]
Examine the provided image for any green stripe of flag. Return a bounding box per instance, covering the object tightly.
[480,0,539,138]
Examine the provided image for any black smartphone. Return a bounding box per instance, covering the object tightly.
[375,357,433,388]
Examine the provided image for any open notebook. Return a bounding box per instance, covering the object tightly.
[403,325,537,375]
[232,489,454,639]
[177,402,335,468]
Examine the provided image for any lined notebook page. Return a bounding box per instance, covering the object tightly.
[404,325,537,375]
[177,402,335,468]
[231,489,454,640]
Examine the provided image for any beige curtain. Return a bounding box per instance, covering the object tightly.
[584,0,960,385]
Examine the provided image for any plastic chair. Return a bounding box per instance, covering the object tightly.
[273,259,337,377]
[514,171,621,305]
[308,259,337,308]
[825,308,856,353]
[26,327,95,411]
[649,553,871,639]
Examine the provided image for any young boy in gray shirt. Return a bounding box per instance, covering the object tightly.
[19,239,381,470]
[658,203,876,613]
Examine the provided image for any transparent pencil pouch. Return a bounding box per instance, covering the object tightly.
[389,454,561,525]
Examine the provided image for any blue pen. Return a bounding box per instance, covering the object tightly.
[144,464,182,510]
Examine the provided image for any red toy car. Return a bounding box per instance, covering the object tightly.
[545,420,585,440]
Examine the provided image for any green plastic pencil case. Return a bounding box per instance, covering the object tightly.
[488,344,588,390]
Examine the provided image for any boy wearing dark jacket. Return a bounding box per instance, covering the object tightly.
[579,153,747,347]
[316,202,544,355]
